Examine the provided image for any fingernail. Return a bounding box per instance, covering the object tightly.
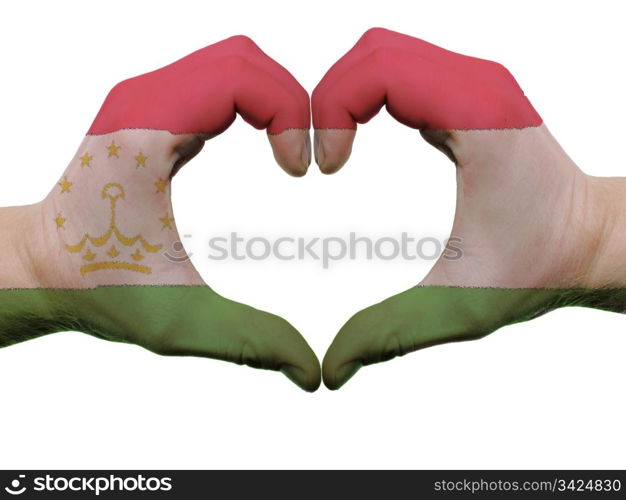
[282,364,318,392]
[314,130,325,167]
[301,135,311,169]
[326,361,362,390]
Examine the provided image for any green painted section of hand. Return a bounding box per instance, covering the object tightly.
[0,287,321,392]
[323,286,626,389]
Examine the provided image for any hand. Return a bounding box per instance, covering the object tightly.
[0,35,321,391]
[314,28,626,389]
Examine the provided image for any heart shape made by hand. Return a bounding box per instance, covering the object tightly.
[1,28,625,392]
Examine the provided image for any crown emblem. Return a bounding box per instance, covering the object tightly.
[65,182,163,276]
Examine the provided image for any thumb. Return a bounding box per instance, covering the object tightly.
[163,289,322,392]
[323,286,569,390]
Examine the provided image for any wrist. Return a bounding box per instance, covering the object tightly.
[579,176,626,288]
[0,203,45,288]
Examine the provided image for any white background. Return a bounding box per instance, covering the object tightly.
[0,0,625,469]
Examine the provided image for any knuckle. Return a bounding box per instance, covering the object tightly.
[225,34,260,53]
[380,331,405,361]
[358,27,392,46]
[216,53,249,74]
[368,45,392,66]
[462,307,498,339]
[106,79,128,100]
[104,76,138,105]
[484,59,516,83]
[142,327,177,356]
[238,340,262,368]
[311,84,326,105]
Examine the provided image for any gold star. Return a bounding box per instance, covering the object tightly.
[107,142,121,158]
[160,213,174,230]
[58,176,73,194]
[79,152,92,167]
[135,151,148,168]
[154,178,168,194]
[54,213,66,229]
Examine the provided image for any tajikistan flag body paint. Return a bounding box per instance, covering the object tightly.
[0,36,320,392]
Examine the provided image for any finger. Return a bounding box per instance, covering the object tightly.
[323,286,565,390]
[88,35,311,176]
[59,286,320,391]
[227,36,311,175]
[313,129,355,175]
[268,129,311,177]
[311,27,541,173]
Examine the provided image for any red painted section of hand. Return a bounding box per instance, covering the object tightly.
[88,36,310,136]
[312,28,542,130]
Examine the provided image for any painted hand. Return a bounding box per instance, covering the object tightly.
[314,28,626,389]
[0,36,320,391]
